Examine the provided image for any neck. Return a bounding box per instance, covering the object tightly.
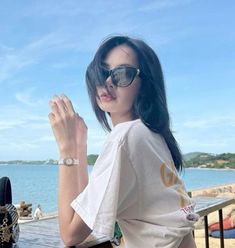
[111,112,139,127]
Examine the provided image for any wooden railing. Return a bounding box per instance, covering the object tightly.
[192,195,235,248]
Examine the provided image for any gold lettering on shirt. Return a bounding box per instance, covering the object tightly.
[160,162,191,208]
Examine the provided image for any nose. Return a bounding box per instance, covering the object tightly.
[105,76,115,90]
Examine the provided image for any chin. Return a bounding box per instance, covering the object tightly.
[98,102,116,112]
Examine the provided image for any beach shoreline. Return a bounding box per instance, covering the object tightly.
[190,182,235,248]
[18,211,58,224]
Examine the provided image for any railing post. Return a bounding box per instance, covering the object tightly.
[218,209,224,248]
[204,215,209,248]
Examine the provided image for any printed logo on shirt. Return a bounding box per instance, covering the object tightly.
[160,162,192,208]
[181,204,200,221]
[180,204,194,214]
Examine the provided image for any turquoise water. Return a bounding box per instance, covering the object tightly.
[0,165,234,213]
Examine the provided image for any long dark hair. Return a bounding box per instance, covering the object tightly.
[85,35,183,172]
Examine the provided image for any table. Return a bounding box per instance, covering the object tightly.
[17,196,235,248]
[193,196,235,248]
[17,216,113,247]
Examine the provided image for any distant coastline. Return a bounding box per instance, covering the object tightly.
[183,152,235,169]
[1,163,234,213]
[185,167,235,171]
[0,152,234,169]
[0,154,99,166]
[0,159,58,165]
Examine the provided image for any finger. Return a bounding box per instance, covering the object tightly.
[51,95,67,115]
[49,100,60,117]
[48,112,56,122]
[61,94,76,114]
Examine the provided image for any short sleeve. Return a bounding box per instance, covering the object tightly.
[70,139,137,238]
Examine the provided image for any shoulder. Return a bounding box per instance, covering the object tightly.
[106,118,164,150]
[101,119,146,156]
[125,119,164,148]
[104,119,142,145]
[123,120,170,163]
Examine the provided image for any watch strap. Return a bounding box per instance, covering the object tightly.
[58,157,80,166]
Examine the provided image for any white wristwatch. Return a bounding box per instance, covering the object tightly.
[58,157,80,166]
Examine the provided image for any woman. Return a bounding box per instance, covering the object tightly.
[48,35,199,247]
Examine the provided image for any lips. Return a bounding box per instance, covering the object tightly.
[100,93,115,99]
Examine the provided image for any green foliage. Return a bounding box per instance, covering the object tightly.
[0,155,100,165]
[183,152,235,169]
[1,152,234,169]
[183,152,207,161]
[87,154,99,165]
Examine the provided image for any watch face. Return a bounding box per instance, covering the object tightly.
[66,158,73,165]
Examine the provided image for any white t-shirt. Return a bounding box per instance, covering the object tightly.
[70,118,199,248]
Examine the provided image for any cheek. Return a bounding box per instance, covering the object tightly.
[122,81,140,101]
[118,86,139,106]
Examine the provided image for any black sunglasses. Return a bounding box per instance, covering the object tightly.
[101,65,144,87]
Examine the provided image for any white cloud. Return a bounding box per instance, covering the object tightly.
[180,115,235,129]
[51,62,71,69]
[31,123,51,130]
[15,87,46,106]
[88,128,106,142]
[177,133,235,154]
[0,120,26,130]
[1,1,188,86]
[0,52,36,83]
[183,120,209,128]
[0,44,14,53]
[0,141,38,150]
[173,114,235,153]
[86,121,110,154]
[0,109,38,121]
[25,135,55,143]
[23,1,134,17]
[0,31,80,84]
[137,0,193,12]
[37,135,55,142]
[0,104,49,129]
[181,138,229,147]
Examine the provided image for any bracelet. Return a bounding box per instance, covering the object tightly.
[58,157,80,166]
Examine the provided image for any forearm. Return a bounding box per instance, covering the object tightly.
[58,146,89,233]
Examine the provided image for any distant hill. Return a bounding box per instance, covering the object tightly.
[0,159,58,165]
[87,154,99,165]
[183,152,235,169]
[183,152,209,161]
[1,152,235,169]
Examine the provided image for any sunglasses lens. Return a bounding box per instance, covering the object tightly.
[112,67,137,86]
[102,68,110,80]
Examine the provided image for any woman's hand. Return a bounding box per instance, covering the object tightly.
[48,94,87,156]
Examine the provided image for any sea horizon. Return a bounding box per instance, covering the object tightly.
[1,164,235,214]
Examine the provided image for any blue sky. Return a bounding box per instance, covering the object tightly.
[0,0,234,160]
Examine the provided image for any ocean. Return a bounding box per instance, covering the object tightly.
[0,164,235,214]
